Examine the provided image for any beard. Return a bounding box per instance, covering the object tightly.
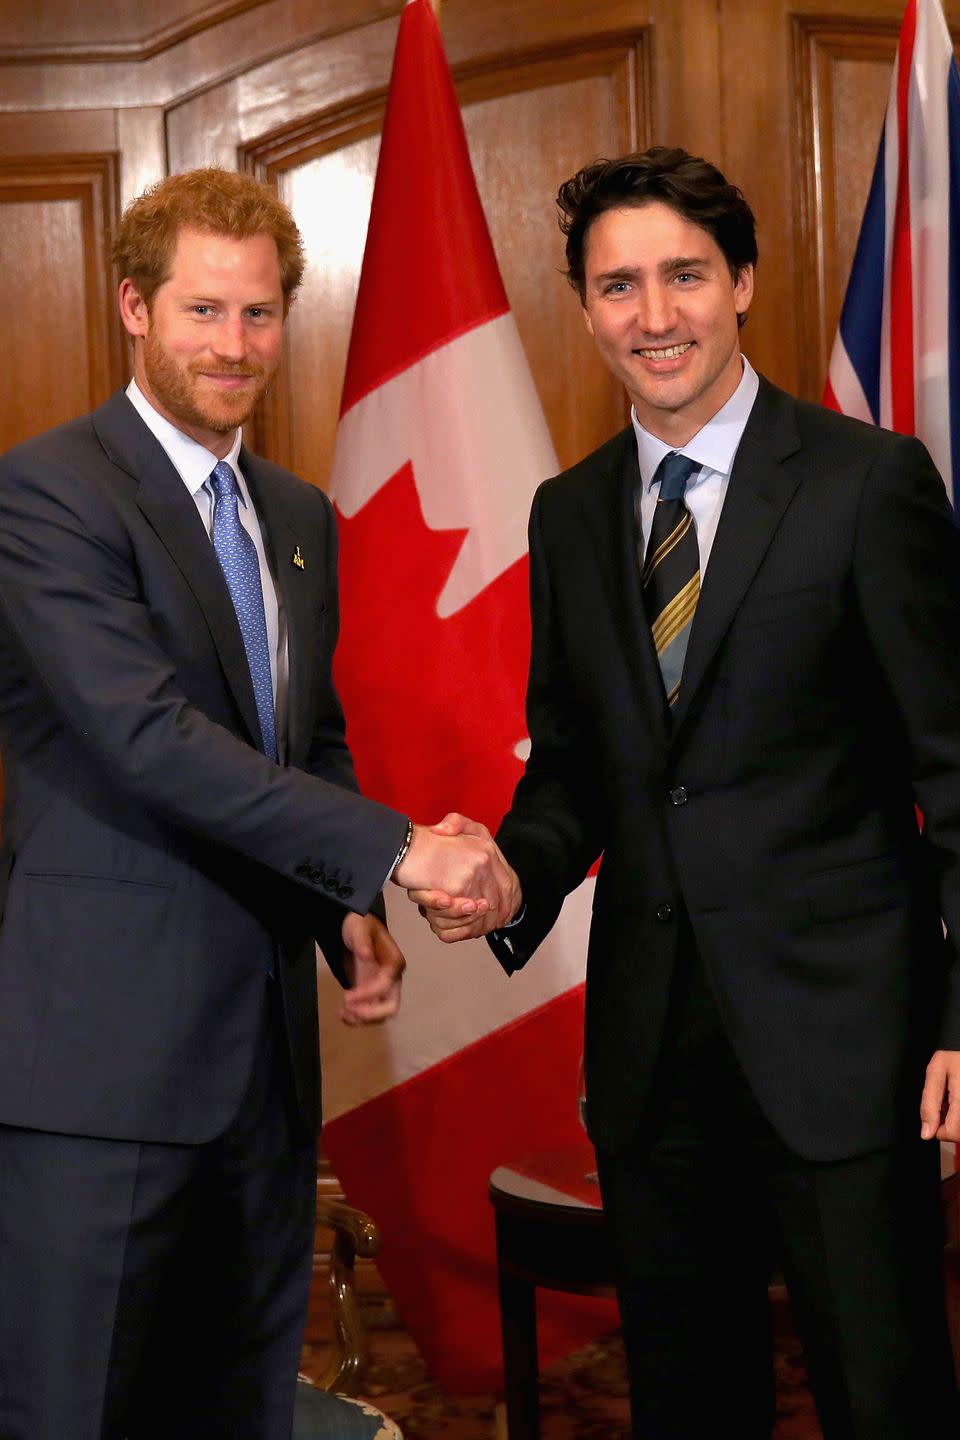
[142,330,275,437]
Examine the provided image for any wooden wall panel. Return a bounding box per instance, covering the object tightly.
[795,19,901,399]
[0,155,124,451]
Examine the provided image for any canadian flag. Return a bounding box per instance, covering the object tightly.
[320,0,615,1393]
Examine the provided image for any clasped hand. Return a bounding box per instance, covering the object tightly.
[392,812,521,942]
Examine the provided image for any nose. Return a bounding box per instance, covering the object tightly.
[211,313,248,363]
[635,283,678,337]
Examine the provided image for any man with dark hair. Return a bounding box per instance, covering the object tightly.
[0,167,514,1440]
[416,147,960,1436]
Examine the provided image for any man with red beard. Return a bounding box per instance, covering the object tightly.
[0,168,513,1439]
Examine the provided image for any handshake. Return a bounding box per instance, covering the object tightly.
[391,812,522,942]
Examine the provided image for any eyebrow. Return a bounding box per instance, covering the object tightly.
[592,256,712,285]
[180,294,280,307]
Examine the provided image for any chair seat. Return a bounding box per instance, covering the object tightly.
[294,1379,402,1440]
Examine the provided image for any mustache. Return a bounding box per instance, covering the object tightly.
[190,362,265,380]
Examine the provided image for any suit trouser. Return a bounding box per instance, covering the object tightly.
[0,976,317,1440]
[595,934,960,1440]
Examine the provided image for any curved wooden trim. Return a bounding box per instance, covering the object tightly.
[0,0,269,66]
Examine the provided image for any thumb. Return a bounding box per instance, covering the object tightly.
[920,1057,946,1139]
[430,812,470,836]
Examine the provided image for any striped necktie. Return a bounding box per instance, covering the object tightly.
[209,460,278,761]
[642,451,701,708]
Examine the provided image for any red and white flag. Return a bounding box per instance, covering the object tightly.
[321,0,614,1392]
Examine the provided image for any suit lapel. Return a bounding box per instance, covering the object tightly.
[93,392,263,750]
[578,429,671,741]
[671,378,803,733]
[241,449,316,767]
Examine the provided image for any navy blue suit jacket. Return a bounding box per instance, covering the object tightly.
[0,391,406,1143]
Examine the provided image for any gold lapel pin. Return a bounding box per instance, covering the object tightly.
[292,545,305,570]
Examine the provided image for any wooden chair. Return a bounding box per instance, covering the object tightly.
[293,1195,402,1440]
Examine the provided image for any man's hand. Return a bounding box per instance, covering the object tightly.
[392,812,518,925]
[406,812,522,942]
[919,1049,960,1141]
[339,912,406,1026]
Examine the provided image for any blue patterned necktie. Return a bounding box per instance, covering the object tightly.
[641,452,701,707]
[209,460,278,761]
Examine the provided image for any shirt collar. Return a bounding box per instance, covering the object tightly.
[126,378,244,502]
[631,354,760,491]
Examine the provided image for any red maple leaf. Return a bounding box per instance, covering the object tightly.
[334,463,530,830]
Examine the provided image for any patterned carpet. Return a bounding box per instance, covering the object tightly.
[300,1299,822,1438]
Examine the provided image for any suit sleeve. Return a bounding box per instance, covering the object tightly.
[0,450,408,919]
[489,486,603,973]
[853,434,960,1047]
[297,489,389,974]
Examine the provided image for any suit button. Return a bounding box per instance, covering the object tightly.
[337,883,353,899]
[669,786,688,806]
[295,862,312,878]
[323,875,337,891]
[655,903,674,923]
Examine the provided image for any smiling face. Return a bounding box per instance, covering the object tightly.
[581,201,754,446]
[118,226,286,458]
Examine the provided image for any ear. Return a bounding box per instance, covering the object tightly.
[733,264,755,318]
[582,302,595,339]
[118,278,150,339]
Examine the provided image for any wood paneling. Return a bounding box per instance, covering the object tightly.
[0,154,123,451]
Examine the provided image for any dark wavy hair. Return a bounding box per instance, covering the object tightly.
[557,147,758,315]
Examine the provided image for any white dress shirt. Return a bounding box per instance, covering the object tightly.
[126,379,289,755]
[631,355,760,574]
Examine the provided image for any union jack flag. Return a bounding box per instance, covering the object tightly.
[824,0,960,509]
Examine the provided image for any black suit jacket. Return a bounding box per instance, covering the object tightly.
[490,377,960,1161]
[0,391,407,1144]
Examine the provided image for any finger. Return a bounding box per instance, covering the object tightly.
[344,973,394,1001]
[341,969,403,1015]
[920,1058,947,1139]
[428,916,495,943]
[340,996,400,1025]
[417,901,485,921]
[408,888,456,909]
[427,910,485,932]
[409,889,483,916]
